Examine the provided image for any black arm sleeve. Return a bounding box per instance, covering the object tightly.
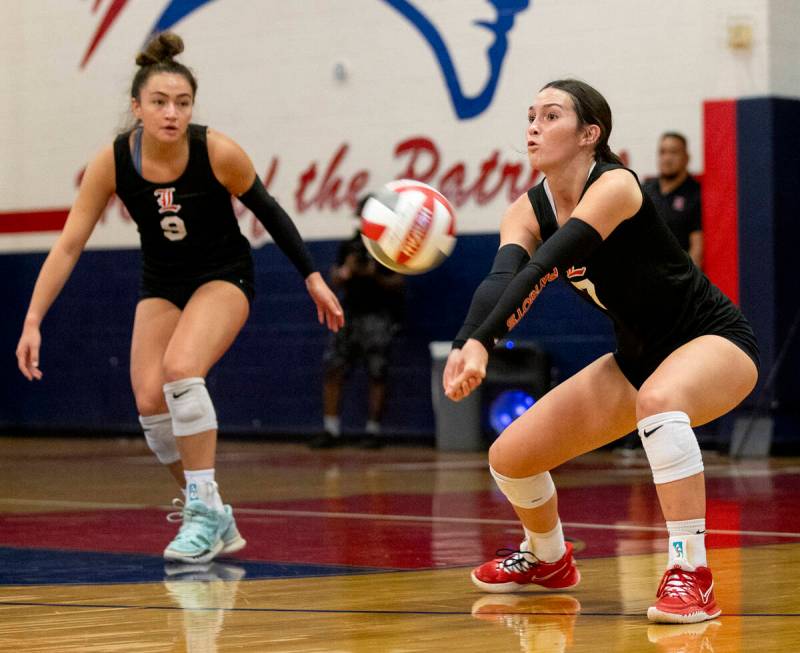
[451,244,530,349]
[469,218,604,349]
[238,176,316,279]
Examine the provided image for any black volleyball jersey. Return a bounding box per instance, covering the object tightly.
[527,161,743,358]
[113,124,251,279]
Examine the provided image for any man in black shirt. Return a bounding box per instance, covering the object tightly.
[643,132,703,267]
[310,231,405,448]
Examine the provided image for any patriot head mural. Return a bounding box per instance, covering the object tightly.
[82,0,530,120]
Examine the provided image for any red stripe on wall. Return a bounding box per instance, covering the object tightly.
[702,100,739,305]
[0,209,69,234]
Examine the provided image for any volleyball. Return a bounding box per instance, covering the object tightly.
[359,180,457,274]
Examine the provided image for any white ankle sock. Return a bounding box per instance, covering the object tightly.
[525,519,566,563]
[666,518,707,568]
[323,415,341,437]
[184,468,224,512]
[365,419,381,435]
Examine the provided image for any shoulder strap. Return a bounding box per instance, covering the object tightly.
[187,123,217,182]
[112,129,135,189]
[527,182,558,241]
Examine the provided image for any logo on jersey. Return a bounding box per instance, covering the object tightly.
[566,266,586,279]
[672,195,686,211]
[566,265,608,310]
[154,188,181,214]
[81,0,531,120]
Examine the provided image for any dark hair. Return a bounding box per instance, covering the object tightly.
[660,131,688,150]
[130,32,197,100]
[541,79,623,165]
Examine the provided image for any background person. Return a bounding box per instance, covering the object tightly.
[643,132,703,268]
[311,229,405,449]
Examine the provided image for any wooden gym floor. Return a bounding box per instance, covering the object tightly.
[1,435,799,652]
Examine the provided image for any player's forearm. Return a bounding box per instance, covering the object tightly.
[469,218,603,348]
[24,242,83,328]
[452,244,530,348]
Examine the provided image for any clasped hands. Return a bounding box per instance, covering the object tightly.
[443,338,488,401]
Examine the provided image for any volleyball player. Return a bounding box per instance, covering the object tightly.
[444,79,758,623]
[15,32,344,564]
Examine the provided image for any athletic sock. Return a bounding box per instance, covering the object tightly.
[666,518,707,568]
[184,468,224,512]
[323,415,341,437]
[365,419,381,435]
[525,519,567,563]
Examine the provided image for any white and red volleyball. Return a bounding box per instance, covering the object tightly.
[359,180,457,274]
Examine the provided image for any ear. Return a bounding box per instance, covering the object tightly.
[131,96,142,121]
[582,124,601,147]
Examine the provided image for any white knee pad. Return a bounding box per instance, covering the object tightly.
[489,466,556,509]
[139,413,181,464]
[163,377,218,436]
[638,411,704,484]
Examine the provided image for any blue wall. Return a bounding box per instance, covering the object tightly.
[0,234,614,438]
[737,98,800,442]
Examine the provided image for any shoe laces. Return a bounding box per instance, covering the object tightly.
[495,548,541,573]
[167,497,184,524]
[657,567,699,600]
[172,501,220,546]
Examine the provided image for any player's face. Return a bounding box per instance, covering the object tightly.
[658,136,689,179]
[526,88,585,171]
[131,73,194,144]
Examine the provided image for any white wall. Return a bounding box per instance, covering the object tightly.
[0,0,783,253]
[768,0,800,97]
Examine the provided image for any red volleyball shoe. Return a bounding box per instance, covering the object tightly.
[471,541,581,593]
[647,561,721,624]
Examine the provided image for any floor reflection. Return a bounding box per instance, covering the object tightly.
[647,620,722,653]
[471,593,581,652]
[163,561,246,653]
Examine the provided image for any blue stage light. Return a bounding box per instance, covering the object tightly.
[488,389,536,435]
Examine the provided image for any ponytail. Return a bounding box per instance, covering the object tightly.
[596,142,623,165]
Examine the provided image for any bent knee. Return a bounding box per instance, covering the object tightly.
[134,387,167,415]
[636,383,683,420]
[488,437,543,477]
[162,357,203,383]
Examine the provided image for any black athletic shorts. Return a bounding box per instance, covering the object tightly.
[139,256,255,309]
[614,314,760,390]
[323,312,399,381]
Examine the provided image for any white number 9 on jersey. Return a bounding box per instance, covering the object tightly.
[160,216,187,241]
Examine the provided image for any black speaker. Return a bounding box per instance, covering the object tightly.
[480,340,552,442]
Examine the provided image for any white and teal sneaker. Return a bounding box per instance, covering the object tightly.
[167,499,246,556]
[219,505,246,555]
[163,500,231,564]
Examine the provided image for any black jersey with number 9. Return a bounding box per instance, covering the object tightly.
[113,124,251,281]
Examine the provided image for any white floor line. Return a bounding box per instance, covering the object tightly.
[231,507,800,539]
[2,498,799,540]
[0,498,152,510]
